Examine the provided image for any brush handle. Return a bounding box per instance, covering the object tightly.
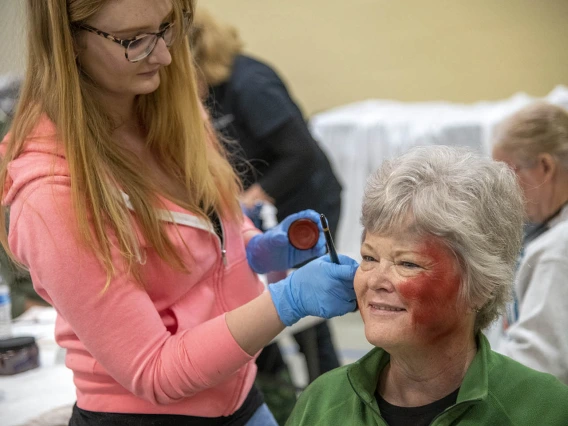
[319,214,340,264]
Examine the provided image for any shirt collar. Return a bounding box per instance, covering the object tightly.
[346,334,490,411]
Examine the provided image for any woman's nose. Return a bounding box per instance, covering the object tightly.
[147,37,172,66]
[366,262,395,291]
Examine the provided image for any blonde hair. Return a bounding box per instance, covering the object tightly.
[0,0,242,287]
[494,102,568,171]
[189,7,244,86]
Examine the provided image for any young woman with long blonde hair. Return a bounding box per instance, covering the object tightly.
[0,1,359,424]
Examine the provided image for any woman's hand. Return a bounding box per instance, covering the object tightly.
[268,254,359,326]
[240,184,274,209]
[245,209,327,273]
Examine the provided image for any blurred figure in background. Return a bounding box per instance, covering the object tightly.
[0,76,21,138]
[190,7,344,423]
[190,8,342,232]
[491,102,568,384]
[0,77,46,318]
[0,213,49,318]
[287,145,568,426]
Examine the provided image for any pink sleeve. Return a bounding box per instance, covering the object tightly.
[9,183,254,405]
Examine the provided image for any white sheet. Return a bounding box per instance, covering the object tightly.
[309,85,568,259]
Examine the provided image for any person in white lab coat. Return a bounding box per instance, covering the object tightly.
[492,102,568,385]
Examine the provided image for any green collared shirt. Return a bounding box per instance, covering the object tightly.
[286,334,568,425]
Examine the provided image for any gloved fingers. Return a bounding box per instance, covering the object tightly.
[318,253,359,267]
[269,231,290,247]
[318,299,357,319]
[295,238,326,262]
[280,209,322,232]
[295,209,323,229]
[331,264,359,281]
[314,232,327,252]
[327,280,357,302]
[309,244,327,259]
[314,255,359,281]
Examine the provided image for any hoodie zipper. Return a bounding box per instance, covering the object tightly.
[219,219,227,267]
[209,212,227,267]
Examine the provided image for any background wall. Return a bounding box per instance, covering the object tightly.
[204,0,568,116]
[0,1,26,76]
[1,1,567,116]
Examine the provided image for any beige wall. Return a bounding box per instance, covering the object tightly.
[204,0,568,116]
[1,1,566,116]
[0,1,26,75]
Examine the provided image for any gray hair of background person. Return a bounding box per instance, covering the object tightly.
[493,102,568,171]
[360,146,524,332]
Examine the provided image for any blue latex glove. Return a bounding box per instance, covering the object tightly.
[242,202,263,230]
[268,254,359,326]
[246,209,327,274]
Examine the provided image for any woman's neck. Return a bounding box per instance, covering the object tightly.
[95,90,138,130]
[378,334,477,407]
[550,170,568,218]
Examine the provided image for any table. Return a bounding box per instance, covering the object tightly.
[0,307,75,426]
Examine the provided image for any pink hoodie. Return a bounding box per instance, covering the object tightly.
[2,116,265,416]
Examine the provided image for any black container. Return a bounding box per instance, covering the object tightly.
[0,336,40,375]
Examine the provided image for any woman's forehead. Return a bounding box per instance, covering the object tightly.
[363,228,428,250]
[89,0,173,32]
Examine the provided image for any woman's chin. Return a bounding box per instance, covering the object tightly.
[135,77,161,96]
[365,328,399,349]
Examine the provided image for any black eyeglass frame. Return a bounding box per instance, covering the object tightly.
[76,12,190,62]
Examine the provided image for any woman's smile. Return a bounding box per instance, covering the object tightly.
[367,301,406,315]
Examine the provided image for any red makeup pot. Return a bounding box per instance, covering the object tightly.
[288,219,319,250]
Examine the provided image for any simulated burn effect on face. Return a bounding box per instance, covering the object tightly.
[397,239,461,327]
[355,231,471,351]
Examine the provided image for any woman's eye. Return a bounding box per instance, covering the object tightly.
[129,37,146,48]
[399,261,420,268]
[362,255,376,262]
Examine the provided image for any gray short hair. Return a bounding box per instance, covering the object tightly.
[361,146,524,331]
[494,102,568,171]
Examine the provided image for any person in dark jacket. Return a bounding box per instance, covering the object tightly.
[190,7,343,424]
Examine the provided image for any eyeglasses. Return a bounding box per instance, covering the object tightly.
[77,13,190,63]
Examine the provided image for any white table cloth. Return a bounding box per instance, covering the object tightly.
[0,307,75,426]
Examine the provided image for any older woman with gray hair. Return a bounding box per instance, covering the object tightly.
[286,146,568,426]
[491,102,568,385]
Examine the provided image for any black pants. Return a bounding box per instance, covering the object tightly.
[292,320,339,381]
[69,385,263,425]
[256,320,340,385]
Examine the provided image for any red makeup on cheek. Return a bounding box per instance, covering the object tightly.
[397,239,461,328]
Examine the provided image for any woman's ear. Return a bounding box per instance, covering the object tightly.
[72,29,86,60]
[538,153,557,182]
